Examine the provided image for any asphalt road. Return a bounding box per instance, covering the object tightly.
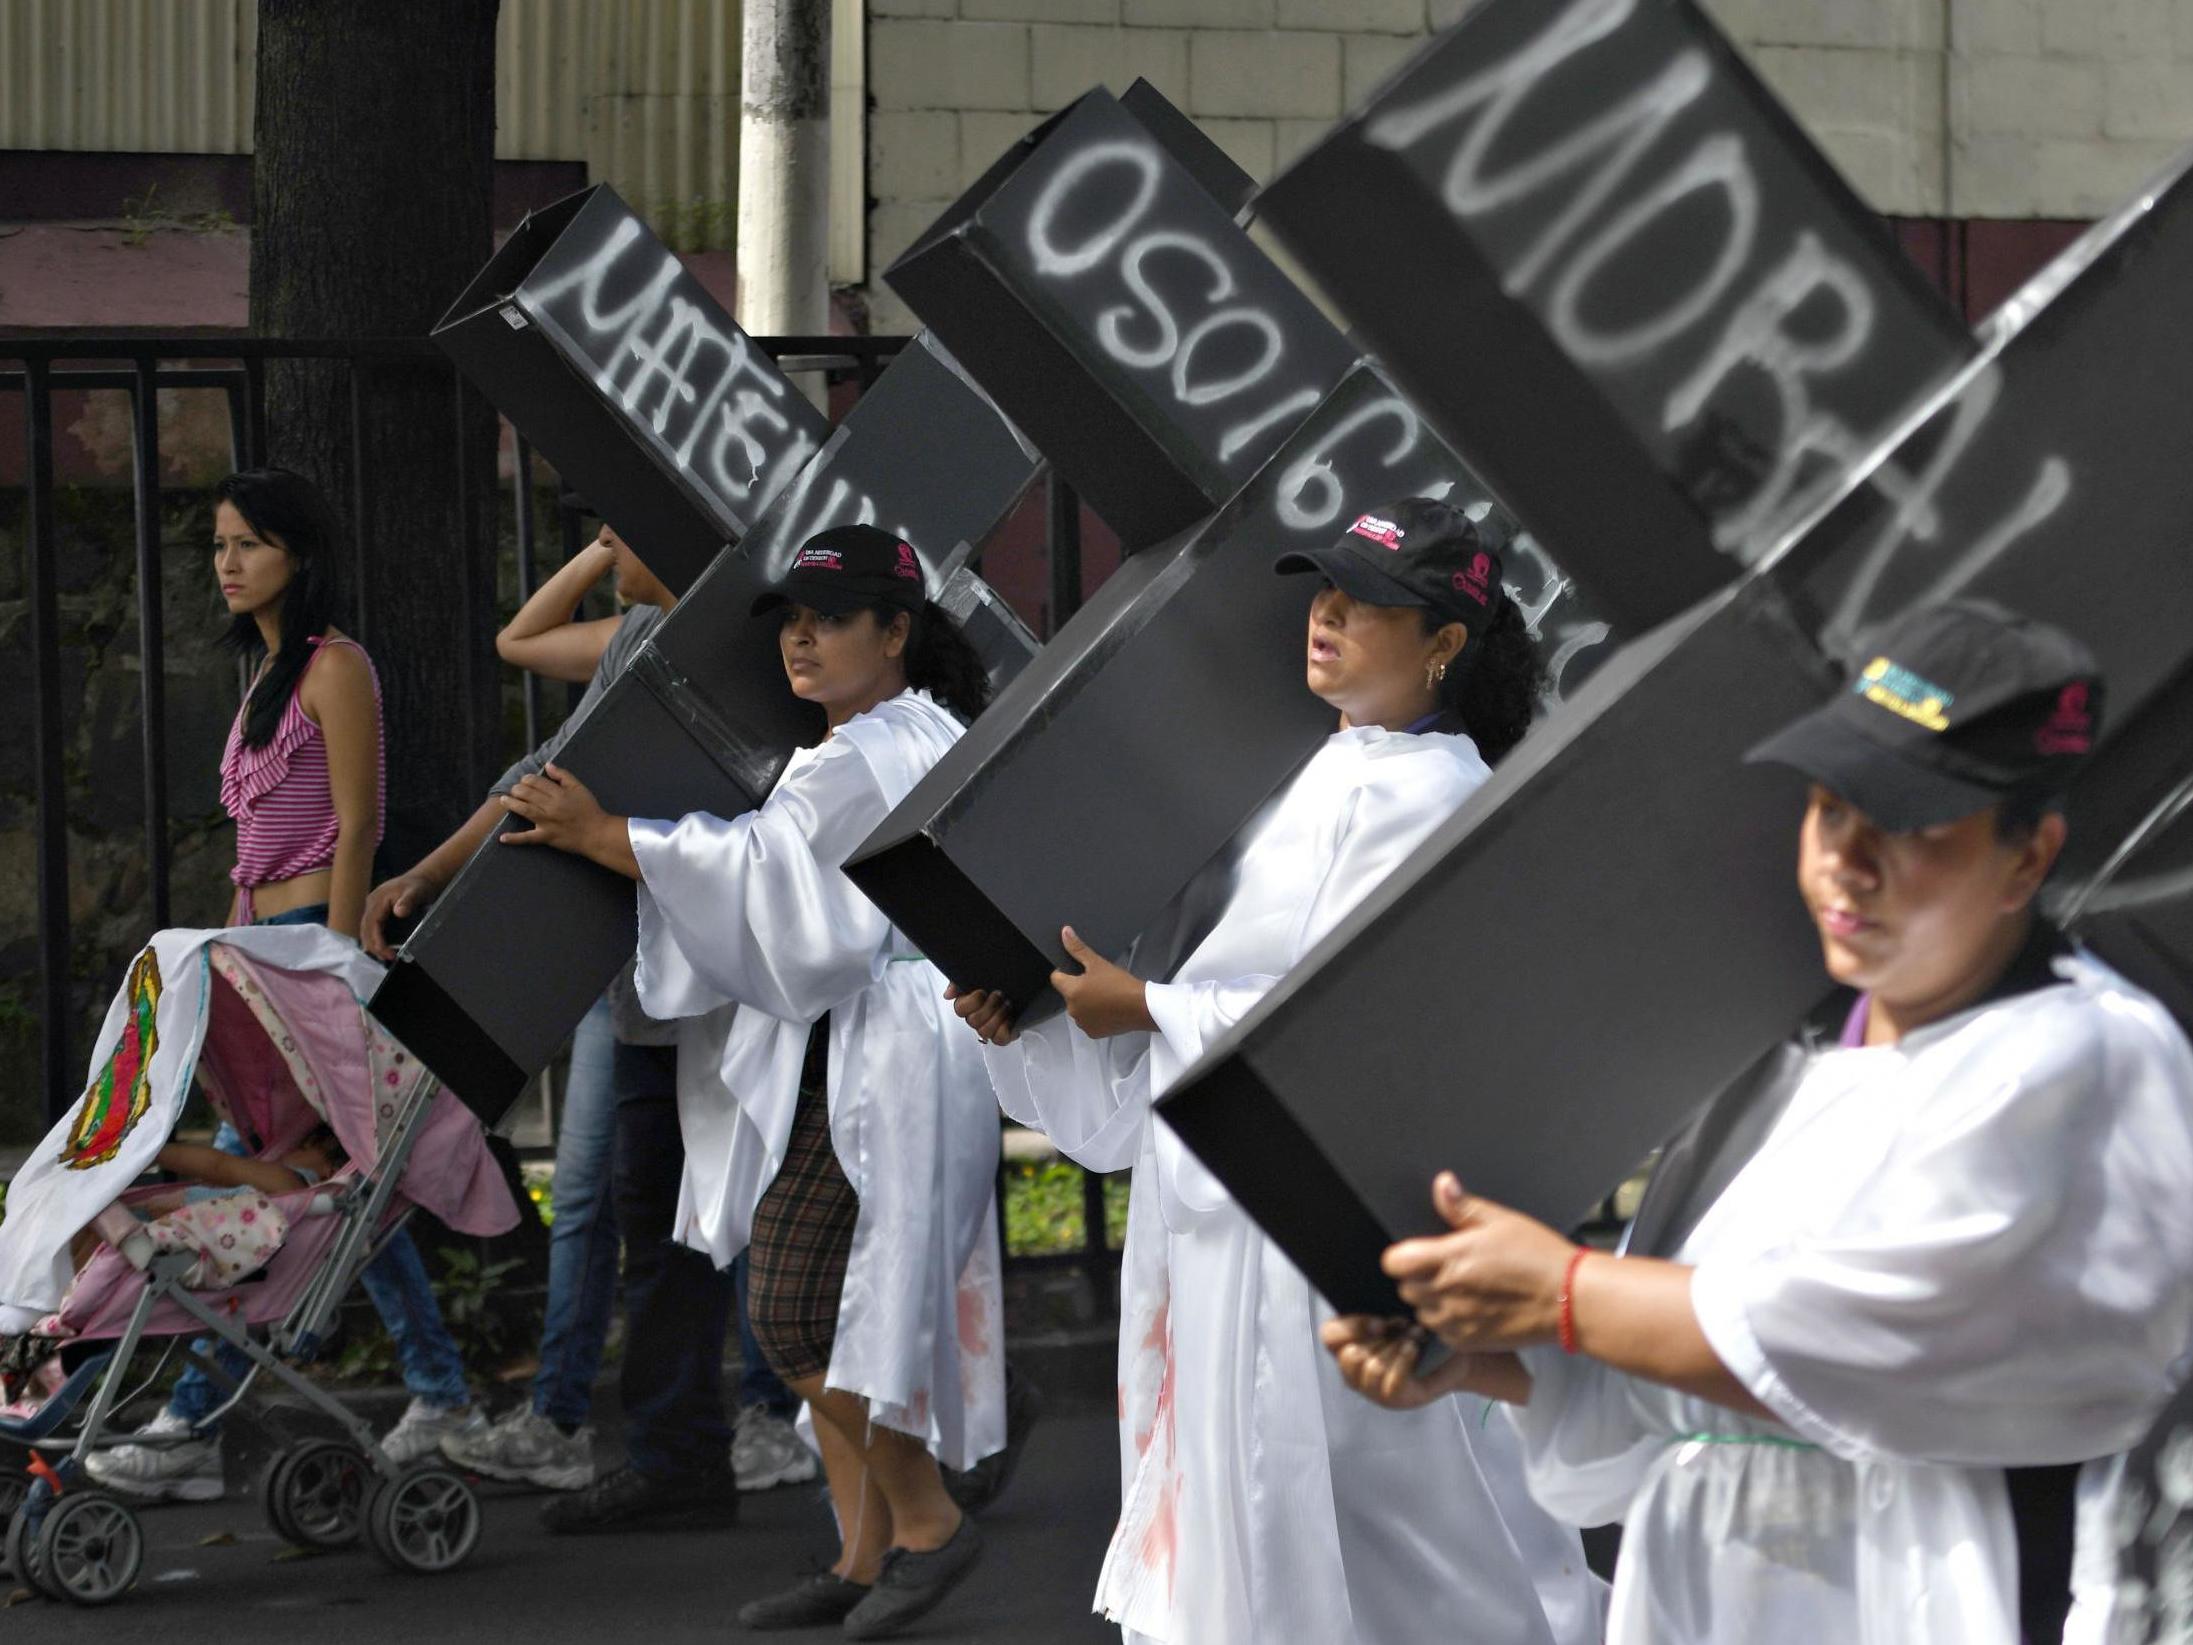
[9,1394,1123,1642]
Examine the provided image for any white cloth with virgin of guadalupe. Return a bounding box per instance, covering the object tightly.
[982,724,1604,1645]
[1510,950,2193,1645]
[0,923,515,1334]
[626,687,1006,1471]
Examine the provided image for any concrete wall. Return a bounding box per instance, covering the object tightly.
[860,0,2193,330]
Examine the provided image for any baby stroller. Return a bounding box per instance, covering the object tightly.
[0,924,518,1605]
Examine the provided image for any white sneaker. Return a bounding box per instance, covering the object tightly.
[732,1404,819,1492]
[83,1407,224,1502]
[440,1404,596,1491]
[380,1398,487,1466]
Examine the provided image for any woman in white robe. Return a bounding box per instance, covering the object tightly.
[1325,600,2193,1645]
[952,498,1603,1645]
[501,525,1004,1638]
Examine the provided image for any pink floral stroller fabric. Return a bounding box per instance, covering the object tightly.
[0,924,516,1349]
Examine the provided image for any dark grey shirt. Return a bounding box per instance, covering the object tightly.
[492,603,665,798]
[493,604,675,1047]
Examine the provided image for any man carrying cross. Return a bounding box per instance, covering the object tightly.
[360,508,764,1532]
[1325,601,2193,1643]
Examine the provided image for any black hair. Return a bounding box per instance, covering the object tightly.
[1994,788,2064,844]
[1422,597,1546,764]
[297,1122,349,1168]
[215,468,346,749]
[853,599,992,724]
[905,601,992,724]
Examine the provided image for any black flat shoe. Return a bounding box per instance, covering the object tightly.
[944,1365,1045,1515]
[538,1463,740,1534]
[738,1570,871,1630]
[840,1515,985,1640]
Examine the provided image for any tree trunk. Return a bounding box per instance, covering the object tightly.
[251,0,502,874]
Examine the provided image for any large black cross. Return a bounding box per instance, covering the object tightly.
[1157,0,2193,1318]
[843,85,1613,1018]
[367,187,1043,1113]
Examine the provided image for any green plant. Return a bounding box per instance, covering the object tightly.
[523,1163,555,1228]
[1002,1159,1130,1258]
[323,1246,529,1384]
[645,193,736,252]
[434,1246,529,1369]
[331,1310,398,1382]
[118,182,238,249]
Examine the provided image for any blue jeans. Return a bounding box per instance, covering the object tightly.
[614,1040,735,1481]
[254,903,330,927]
[352,1230,472,1408]
[529,997,622,1429]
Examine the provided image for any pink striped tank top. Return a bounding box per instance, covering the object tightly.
[220,635,386,918]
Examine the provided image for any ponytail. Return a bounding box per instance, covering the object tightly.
[857,598,991,723]
[1425,597,1545,764]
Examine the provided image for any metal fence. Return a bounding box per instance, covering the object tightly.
[2,331,1116,1282]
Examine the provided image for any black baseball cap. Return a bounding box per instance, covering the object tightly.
[750,524,929,619]
[1745,599,2103,832]
[1272,496,1506,634]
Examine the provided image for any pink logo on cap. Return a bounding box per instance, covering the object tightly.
[2036,681,2093,755]
[894,541,921,581]
[1451,550,1493,607]
[1349,514,1405,550]
[794,547,844,571]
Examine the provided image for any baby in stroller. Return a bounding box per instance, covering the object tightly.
[56,1129,349,1280]
[3,1127,349,1403]
[0,923,518,1607]
[3,1128,349,1427]
[144,1129,347,1209]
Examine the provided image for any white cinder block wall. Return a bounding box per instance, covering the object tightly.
[858,0,2193,331]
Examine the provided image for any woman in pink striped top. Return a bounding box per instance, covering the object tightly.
[94,468,482,1504]
[213,467,384,937]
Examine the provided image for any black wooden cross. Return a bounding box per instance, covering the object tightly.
[368,188,1043,1113]
[844,85,1613,1018]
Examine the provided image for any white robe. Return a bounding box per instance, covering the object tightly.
[984,724,1603,1645]
[627,688,1006,1471]
[1512,951,2193,1644]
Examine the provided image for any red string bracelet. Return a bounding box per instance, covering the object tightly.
[1558,1246,1591,1355]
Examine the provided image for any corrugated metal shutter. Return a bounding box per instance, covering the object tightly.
[0,0,255,152]
[0,0,865,281]
[501,0,740,251]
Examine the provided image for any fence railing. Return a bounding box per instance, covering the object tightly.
[2,331,1115,1284]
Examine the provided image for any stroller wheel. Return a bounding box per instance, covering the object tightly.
[6,1488,67,1600]
[0,1467,27,1571]
[365,1466,481,1575]
[35,1490,142,1607]
[262,1439,370,1550]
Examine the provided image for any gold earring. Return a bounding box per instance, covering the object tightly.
[1426,660,1448,691]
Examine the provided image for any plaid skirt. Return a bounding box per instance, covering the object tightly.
[746,1016,860,1383]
